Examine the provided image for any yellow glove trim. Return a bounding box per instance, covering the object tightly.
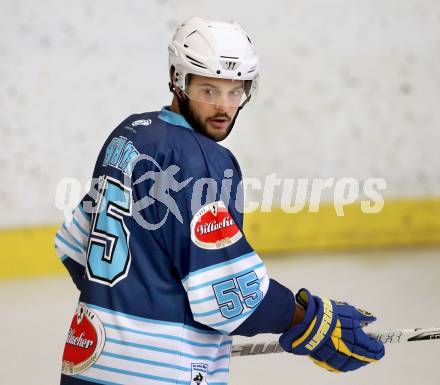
[309,356,340,373]
[292,316,317,348]
[331,319,378,363]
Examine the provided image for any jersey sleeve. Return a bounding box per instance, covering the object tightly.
[54,198,91,290]
[131,147,295,336]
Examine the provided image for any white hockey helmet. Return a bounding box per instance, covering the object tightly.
[168,17,259,103]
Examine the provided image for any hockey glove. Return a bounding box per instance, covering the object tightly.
[279,288,385,372]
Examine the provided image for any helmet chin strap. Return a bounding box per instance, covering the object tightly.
[227,94,252,139]
[168,82,250,142]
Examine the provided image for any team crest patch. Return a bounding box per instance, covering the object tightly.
[191,201,242,250]
[61,303,106,375]
[132,119,152,126]
[191,363,209,385]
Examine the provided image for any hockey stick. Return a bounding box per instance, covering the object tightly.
[231,327,440,357]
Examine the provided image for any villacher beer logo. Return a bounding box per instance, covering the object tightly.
[62,303,106,375]
[191,201,242,250]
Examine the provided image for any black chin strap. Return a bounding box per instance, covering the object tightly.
[222,95,251,141]
[169,82,202,135]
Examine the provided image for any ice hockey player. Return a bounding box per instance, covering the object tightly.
[55,16,385,385]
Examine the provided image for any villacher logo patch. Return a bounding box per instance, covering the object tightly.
[191,201,242,250]
[62,303,106,375]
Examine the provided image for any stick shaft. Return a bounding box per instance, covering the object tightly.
[231,327,440,357]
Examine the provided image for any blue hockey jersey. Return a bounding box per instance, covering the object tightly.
[55,106,295,385]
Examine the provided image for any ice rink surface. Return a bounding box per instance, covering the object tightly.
[1,248,439,385]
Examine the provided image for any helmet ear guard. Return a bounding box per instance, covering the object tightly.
[168,65,189,102]
[168,65,177,92]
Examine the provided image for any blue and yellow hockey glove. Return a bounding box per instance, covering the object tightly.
[279,289,385,372]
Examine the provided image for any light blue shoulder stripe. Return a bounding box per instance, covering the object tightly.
[182,251,257,284]
[103,322,231,348]
[55,233,82,254]
[188,262,265,291]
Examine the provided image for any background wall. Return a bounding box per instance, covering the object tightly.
[1,0,440,228]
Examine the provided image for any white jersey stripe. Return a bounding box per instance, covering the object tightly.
[55,233,86,266]
[185,260,269,333]
[187,262,265,291]
[106,337,230,362]
[74,303,231,385]
[102,322,231,349]
[187,264,267,303]
[181,251,257,284]
[183,252,262,290]
[61,224,87,252]
[87,303,226,337]
[73,217,89,237]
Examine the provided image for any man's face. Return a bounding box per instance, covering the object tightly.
[183,75,245,142]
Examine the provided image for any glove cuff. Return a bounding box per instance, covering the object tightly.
[279,289,316,353]
[279,289,336,355]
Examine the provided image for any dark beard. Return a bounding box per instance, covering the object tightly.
[176,95,234,142]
